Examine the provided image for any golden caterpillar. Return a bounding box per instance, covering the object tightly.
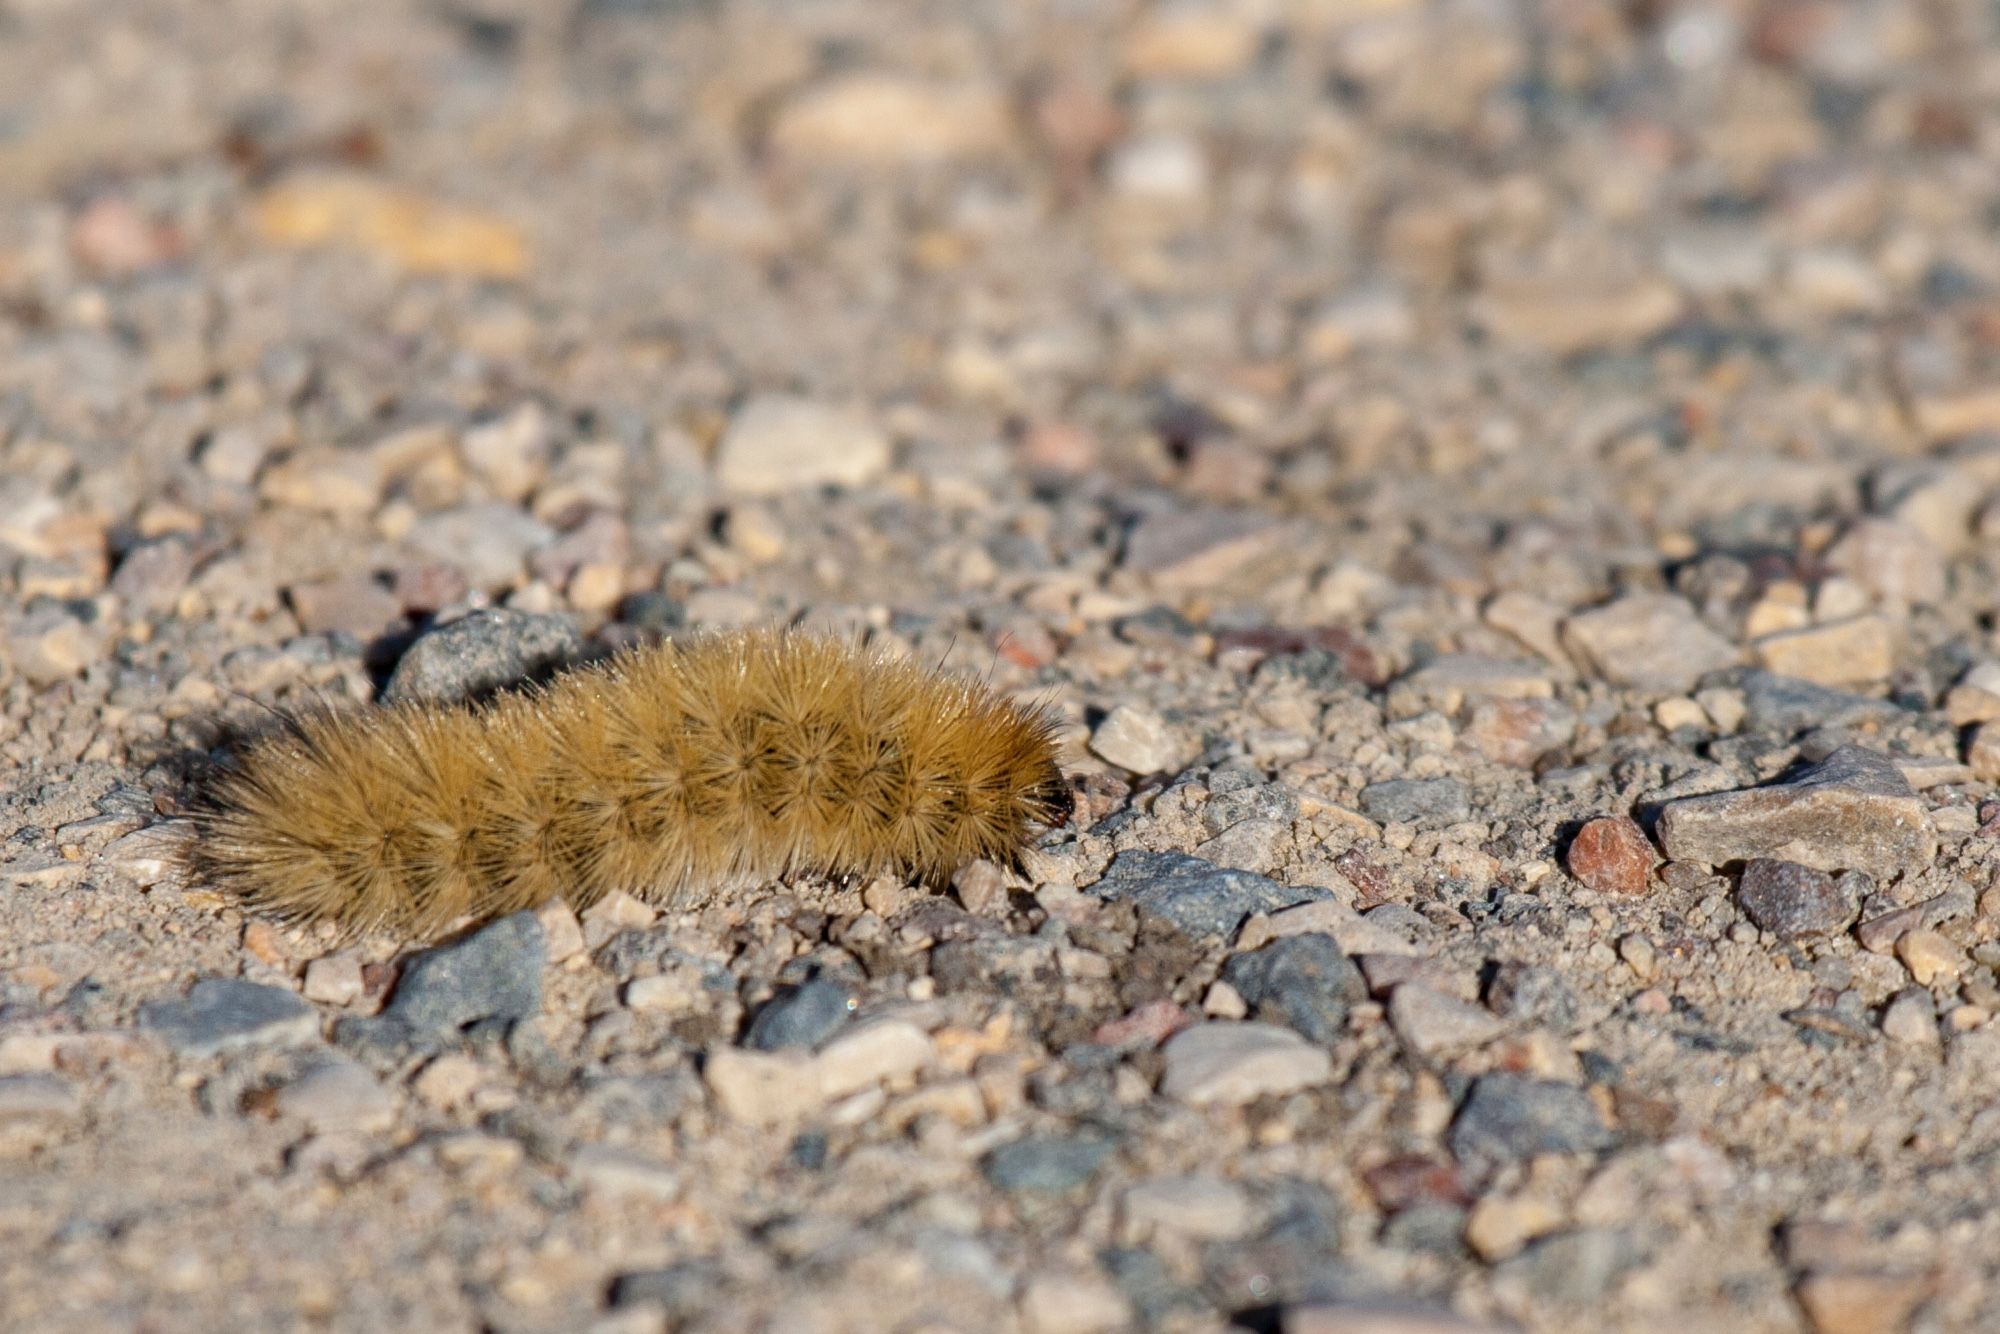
[196,630,1068,937]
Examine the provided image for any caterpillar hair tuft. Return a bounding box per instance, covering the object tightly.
[195,630,1069,937]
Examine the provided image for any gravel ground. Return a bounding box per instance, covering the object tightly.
[4,1,2000,1331]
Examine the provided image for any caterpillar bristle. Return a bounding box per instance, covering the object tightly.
[194,629,1068,938]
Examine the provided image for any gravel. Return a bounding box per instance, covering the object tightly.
[6,0,2000,1327]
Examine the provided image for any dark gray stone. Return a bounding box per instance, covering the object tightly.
[1656,745,1936,880]
[1739,671,1898,736]
[1735,859,1858,940]
[1221,934,1365,1046]
[1449,1074,1615,1174]
[982,1134,1112,1194]
[368,913,546,1042]
[140,979,318,1056]
[1358,778,1470,827]
[382,608,584,704]
[1087,850,1328,941]
[744,977,855,1051]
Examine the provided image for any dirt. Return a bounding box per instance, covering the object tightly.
[4,1,2000,1331]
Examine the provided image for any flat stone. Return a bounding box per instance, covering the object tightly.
[812,1019,933,1101]
[1088,704,1186,775]
[1236,899,1431,958]
[402,502,555,591]
[1561,594,1740,694]
[369,912,546,1041]
[1121,508,1282,591]
[1089,850,1329,942]
[1220,934,1364,1045]
[1565,815,1656,895]
[1121,1175,1254,1241]
[703,1046,821,1127]
[1753,615,1897,687]
[1463,698,1577,768]
[274,1061,396,1133]
[769,75,1012,165]
[1158,1022,1333,1106]
[744,976,855,1052]
[287,574,404,638]
[1390,655,1554,713]
[983,1134,1113,1195]
[302,954,365,1005]
[1449,1074,1614,1174]
[1388,984,1507,1057]
[1824,518,1945,607]
[141,979,319,1056]
[1738,672,1898,735]
[713,395,891,495]
[571,1145,681,1201]
[1359,778,1470,827]
[382,608,584,704]
[1735,859,1857,940]
[1879,988,1938,1047]
[1655,746,1936,880]
[258,447,384,518]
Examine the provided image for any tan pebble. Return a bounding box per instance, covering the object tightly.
[301,953,364,1006]
[1464,1193,1564,1261]
[1896,929,1965,987]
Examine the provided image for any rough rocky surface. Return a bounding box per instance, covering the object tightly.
[4,2,2000,1331]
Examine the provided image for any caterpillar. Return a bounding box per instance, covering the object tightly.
[195,630,1069,937]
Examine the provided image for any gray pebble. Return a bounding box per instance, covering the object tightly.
[1735,859,1858,940]
[982,1134,1113,1195]
[1449,1074,1615,1174]
[1220,934,1365,1046]
[744,976,856,1051]
[1358,778,1470,827]
[382,608,584,705]
[140,978,319,1057]
[1656,745,1937,880]
[364,912,546,1043]
[1738,671,1899,736]
[1088,850,1329,941]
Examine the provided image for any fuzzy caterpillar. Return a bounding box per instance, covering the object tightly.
[196,630,1069,937]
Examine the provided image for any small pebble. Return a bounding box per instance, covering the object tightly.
[1088,704,1185,775]
[275,1061,396,1133]
[1566,815,1656,896]
[1735,859,1858,940]
[302,954,365,1007]
[382,609,583,705]
[713,395,891,495]
[1158,1022,1333,1106]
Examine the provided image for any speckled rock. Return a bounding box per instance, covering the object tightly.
[1089,851,1329,942]
[382,608,584,704]
[1656,746,1936,880]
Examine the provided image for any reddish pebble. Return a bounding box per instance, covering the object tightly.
[1567,815,1657,895]
[1092,998,1188,1050]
